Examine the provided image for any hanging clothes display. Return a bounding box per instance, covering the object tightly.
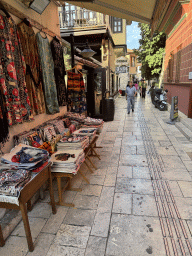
[51,37,67,106]
[67,71,87,114]
[0,88,9,145]
[36,32,60,114]
[0,14,32,126]
[17,20,46,116]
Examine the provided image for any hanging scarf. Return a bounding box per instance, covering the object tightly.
[0,88,9,145]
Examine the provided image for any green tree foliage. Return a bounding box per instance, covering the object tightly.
[134,23,166,80]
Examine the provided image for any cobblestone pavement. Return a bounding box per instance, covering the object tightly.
[1,94,192,256]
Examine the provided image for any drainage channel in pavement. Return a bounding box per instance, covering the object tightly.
[138,113,192,256]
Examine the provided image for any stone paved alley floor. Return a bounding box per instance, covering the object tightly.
[1,94,192,255]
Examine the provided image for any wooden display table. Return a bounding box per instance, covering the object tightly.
[51,135,101,207]
[0,163,56,252]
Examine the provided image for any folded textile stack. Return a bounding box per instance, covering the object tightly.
[84,117,103,125]
[73,128,97,142]
[64,112,86,123]
[57,136,89,150]
[1,144,49,171]
[83,117,104,134]
[0,169,31,197]
[51,149,85,174]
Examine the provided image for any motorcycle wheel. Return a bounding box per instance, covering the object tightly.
[159,103,167,111]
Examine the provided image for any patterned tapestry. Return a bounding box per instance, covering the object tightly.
[0,15,32,126]
[17,21,46,115]
[51,37,67,106]
[67,71,87,114]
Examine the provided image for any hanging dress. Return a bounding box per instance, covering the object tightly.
[51,37,67,106]
[67,71,87,114]
[36,32,60,114]
[17,21,46,115]
[0,88,9,145]
[0,15,32,126]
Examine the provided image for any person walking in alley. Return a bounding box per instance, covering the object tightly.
[140,78,147,98]
[126,81,137,114]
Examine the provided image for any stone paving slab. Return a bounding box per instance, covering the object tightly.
[119,154,148,166]
[85,236,107,256]
[133,194,158,217]
[41,207,68,235]
[117,166,132,178]
[26,233,55,256]
[132,166,151,179]
[112,193,132,214]
[63,208,96,226]
[73,191,99,208]
[115,178,153,195]
[106,214,166,256]
[91,212,111,237]
[53,224,91,248]
[47,244,85,256]
[12,217,46,239]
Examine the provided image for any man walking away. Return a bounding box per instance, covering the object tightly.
[126,81,137,114]
[141,79,147,98]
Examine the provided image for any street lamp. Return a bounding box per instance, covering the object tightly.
[80,41,96,58]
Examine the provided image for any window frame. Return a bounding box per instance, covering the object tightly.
[112,17,122,33]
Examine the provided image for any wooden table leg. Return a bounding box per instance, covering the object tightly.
[91,147,101,160]
[48,167,56,214]
[87,156,97,170]
[27,200,32,212]
[67,178,82,192]
[84,160,94,173]
[56,177,75,207]
[19,202,34,252]
[0,225,5,247]
[78,170,90,184]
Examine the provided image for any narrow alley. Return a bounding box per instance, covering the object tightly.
[1,94,192,256]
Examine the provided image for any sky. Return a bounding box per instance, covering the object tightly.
[126,22,141,50]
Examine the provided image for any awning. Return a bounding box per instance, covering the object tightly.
[65,0,156,24]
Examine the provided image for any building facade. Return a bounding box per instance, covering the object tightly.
[59,3,126,116]
[126,49,142,82]
[151,0,192,117]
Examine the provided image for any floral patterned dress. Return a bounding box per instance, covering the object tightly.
[36,33,60,114]
[0,15,32,126]
[51,37,67,106]
[17,21,46,115]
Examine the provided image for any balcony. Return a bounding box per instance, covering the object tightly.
[59,9,105,29]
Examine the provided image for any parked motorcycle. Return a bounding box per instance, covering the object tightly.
[153,88,168,111]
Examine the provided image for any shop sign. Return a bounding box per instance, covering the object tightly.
[170,96,178,121]
[116,65,128,73]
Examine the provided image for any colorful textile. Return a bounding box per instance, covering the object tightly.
[51,149,85,174]
[51,37,67,106]
[1,144,49,170]
[48,119,65,135]
[0,88,9,145]
[38,142,53,155]
[36,33,59,114]
[43,125,57,141]
[67,72,87,114]
[0,169,31,197]
[67,90,87,114]
[67,72,85,91]
[0,15,32,126]
[17,21,46,115]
